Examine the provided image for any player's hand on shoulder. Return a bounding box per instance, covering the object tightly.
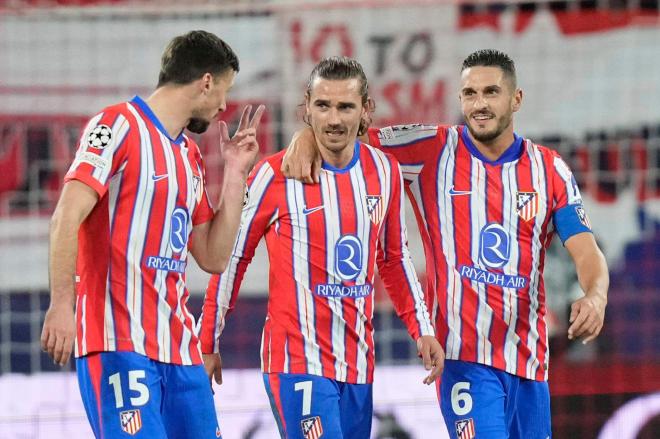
[568,293,607,344]
[219,104,265,176]
[203,352,223,390]
[40,303,75,367]
[281,127,321,184]
[416,335,445,385]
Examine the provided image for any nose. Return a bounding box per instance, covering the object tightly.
[473,93,488,110]
[327,108,341,125]
[218,99,226,113]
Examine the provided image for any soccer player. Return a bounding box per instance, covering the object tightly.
[40,31,264,438]
[281,49,609,438]
[197,56,444,439]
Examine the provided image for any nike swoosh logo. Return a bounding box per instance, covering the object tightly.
[302,205,325,215]
[152,173,168,182]
[448,186,472,196]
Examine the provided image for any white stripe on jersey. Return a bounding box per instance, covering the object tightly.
[321,171,347,381]
[400,163,424,183]
[124,104,152,356]
[501,161,521,375]
[439,127,462,359]
[553,156,582,205]
[469,149,493,366]
[286,179,323,376]
[525,141,548,379]
[177,139,200,364]
[155,131,178,363]
[104,161,124,352]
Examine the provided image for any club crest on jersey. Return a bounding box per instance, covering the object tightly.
[120,409,142,435]
[170,207,190,254]
[455,418,475,439]
[193,174,203,204]
[301,416,323,439]
[516,191,539,222]
[87,124,113,149]
[365,195,384,225]
[334,235,363,280]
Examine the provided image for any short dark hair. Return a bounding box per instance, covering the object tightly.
[157,30,239,87]
[304,56,374,135]
[461,49,517,89]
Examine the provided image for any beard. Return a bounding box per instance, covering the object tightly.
[187,117,211,134]
[466,112,512,143]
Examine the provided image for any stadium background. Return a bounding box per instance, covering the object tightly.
[0,0,659,437]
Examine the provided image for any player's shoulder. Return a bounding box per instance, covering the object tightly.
[252,149,286,180]
[361,141,399,166]
[522,137,564,162]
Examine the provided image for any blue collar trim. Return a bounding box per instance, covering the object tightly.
[131,95,185,145]
[321,140,360,173]
[461,125,523,165]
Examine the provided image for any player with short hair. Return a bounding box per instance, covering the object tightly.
[40,30,264,438]
[198,56,444,439]
[282,49,609,438]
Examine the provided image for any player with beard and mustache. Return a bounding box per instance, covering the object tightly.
[41,30,264,438]
[281,49,609,438]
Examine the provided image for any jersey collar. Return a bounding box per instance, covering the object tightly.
[321,140,360,174]
[461,125,523,165]
[131,95,185,145]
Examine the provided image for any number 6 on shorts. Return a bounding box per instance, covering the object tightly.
[294,380,313,416]
[451,381,473,416]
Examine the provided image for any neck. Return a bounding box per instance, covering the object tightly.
[318,139,356,170]
[468,129,515,162]
[145,87,192,139]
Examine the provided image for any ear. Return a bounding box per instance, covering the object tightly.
[304,92,312,115]
[200,73,214,93]
[512,88,523,113]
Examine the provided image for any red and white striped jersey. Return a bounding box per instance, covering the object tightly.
[65,96,214,365]
[198,142,434,384]
[369,124,592,381]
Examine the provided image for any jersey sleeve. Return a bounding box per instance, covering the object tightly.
[376,157,435,341]
[190,144,215,226]
[368,124,442,183]
[551,152,593,244]
[64,109,131,197]
[196,160,279,354]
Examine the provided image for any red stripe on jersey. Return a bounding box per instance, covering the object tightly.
[303,181,336,379]
[484,165,507,371]
[451,137,479,362]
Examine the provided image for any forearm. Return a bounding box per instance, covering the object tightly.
[48,213,80,310]
[201,167,249,272]
[575,247,609,301]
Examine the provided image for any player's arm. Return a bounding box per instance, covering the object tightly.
[551,153,609,344]
[41,181,98,366]
[197,160,278,386]
[565,233,609,343]
[376,158,443,384]
[191,105,265,274]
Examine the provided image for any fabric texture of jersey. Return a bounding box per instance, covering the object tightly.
[198,142,434,384]
[65,96,214,365]
[369,124,592,381]
[263,372,373,439]
[439,360,551,439]
[76,351,220,438]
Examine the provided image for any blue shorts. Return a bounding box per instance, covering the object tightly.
[76,351,220,438]
[263,373,372,439]
[438,360,551,439]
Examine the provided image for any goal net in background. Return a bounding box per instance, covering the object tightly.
[0,1,659,438]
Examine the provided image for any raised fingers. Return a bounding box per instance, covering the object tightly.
[248,104,266,131]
